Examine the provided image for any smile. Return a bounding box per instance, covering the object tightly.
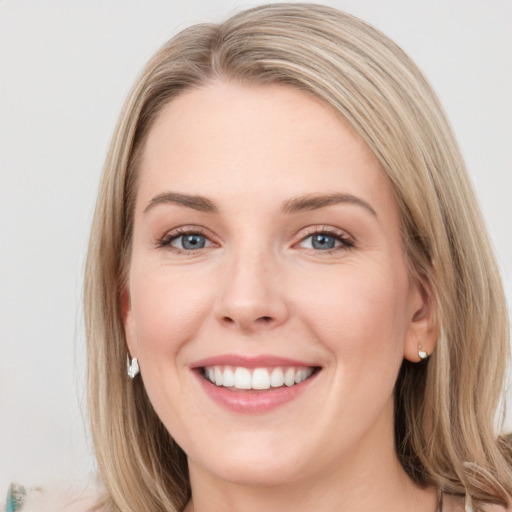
[202,366,315,390]
[191,355,321,412]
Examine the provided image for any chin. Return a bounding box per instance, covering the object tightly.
[188,438,315,487]
[203,458,303,487]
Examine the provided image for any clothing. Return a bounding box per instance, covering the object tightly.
[3,483,101,512]
[4,484,23,512]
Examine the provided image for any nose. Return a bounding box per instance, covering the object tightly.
[213,250,289,334]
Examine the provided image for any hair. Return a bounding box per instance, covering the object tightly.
[84,3,512,511]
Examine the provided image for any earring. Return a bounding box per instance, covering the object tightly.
[127,356,139,378]
[418,345,429,360]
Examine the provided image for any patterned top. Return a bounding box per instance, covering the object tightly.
[4,484,25,512]
[2,483,101,512]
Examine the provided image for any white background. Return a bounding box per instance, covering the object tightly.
[1,0,511,491]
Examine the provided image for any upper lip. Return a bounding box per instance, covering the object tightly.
[190,354,319,369]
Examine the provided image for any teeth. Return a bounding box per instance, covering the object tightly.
[270,368,284,387]
[214,367,223,387]
[252,368,270,390]
[295,369,308,384]
[284,367,295,387]
[234,367,252,389]
[203,366,314,390]
[223,367,234,387]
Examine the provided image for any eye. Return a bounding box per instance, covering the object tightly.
[308,233,338,250]
[297,229,354,252]
[171,233,210,250]
[158,228,216,252]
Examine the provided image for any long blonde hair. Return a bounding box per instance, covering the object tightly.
[84,4,512,511]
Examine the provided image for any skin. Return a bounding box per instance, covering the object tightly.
[124,81,437,512]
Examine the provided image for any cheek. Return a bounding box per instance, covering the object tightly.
[127,264,215,430]
[296,262,410,364]
[128,263,215,357]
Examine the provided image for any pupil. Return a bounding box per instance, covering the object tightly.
[183,235,205,250]
[312,234,335,250]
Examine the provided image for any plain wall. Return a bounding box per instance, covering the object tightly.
[1,0,511,490]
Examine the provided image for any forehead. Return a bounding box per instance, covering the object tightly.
[137,80,396,217]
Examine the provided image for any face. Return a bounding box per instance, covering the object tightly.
[124,81,432,487]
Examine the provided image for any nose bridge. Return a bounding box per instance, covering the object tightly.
[214,241,288,332]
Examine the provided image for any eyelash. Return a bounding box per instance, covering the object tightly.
[157,227,215,254]
[297,227,355,254]
[156,226,355,254]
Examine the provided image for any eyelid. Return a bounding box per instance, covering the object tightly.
[155,224,354,253]
[157,225,218,252]
[294,225,355,251]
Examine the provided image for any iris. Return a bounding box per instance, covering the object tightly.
[311,234,336,250]
[181,234,206,250]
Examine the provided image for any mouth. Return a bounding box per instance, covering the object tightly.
[191,355,321,412]
[201,365,318,391]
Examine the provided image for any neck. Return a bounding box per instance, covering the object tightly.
[186,466,436,512]
[185,416,437,512]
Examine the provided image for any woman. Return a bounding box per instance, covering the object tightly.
[7,3,511,512]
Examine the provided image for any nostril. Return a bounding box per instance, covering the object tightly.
[219,314,276,329]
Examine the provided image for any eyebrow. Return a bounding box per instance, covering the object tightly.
[281,193,377,216]
[143,192,218,214]
[143,191,377,217]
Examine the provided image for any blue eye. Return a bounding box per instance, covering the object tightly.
[311,234,337,250]
[298,231,353,251]
[170,233,209,250]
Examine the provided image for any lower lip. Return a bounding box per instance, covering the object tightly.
[194,370,319,413]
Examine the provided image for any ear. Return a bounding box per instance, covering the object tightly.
[403,276,438,363]
[121,285,138,358]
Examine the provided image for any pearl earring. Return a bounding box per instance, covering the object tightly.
[418,345,428,360]
[127,356,140,378]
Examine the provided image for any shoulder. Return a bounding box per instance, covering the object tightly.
[4,483,105,512]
